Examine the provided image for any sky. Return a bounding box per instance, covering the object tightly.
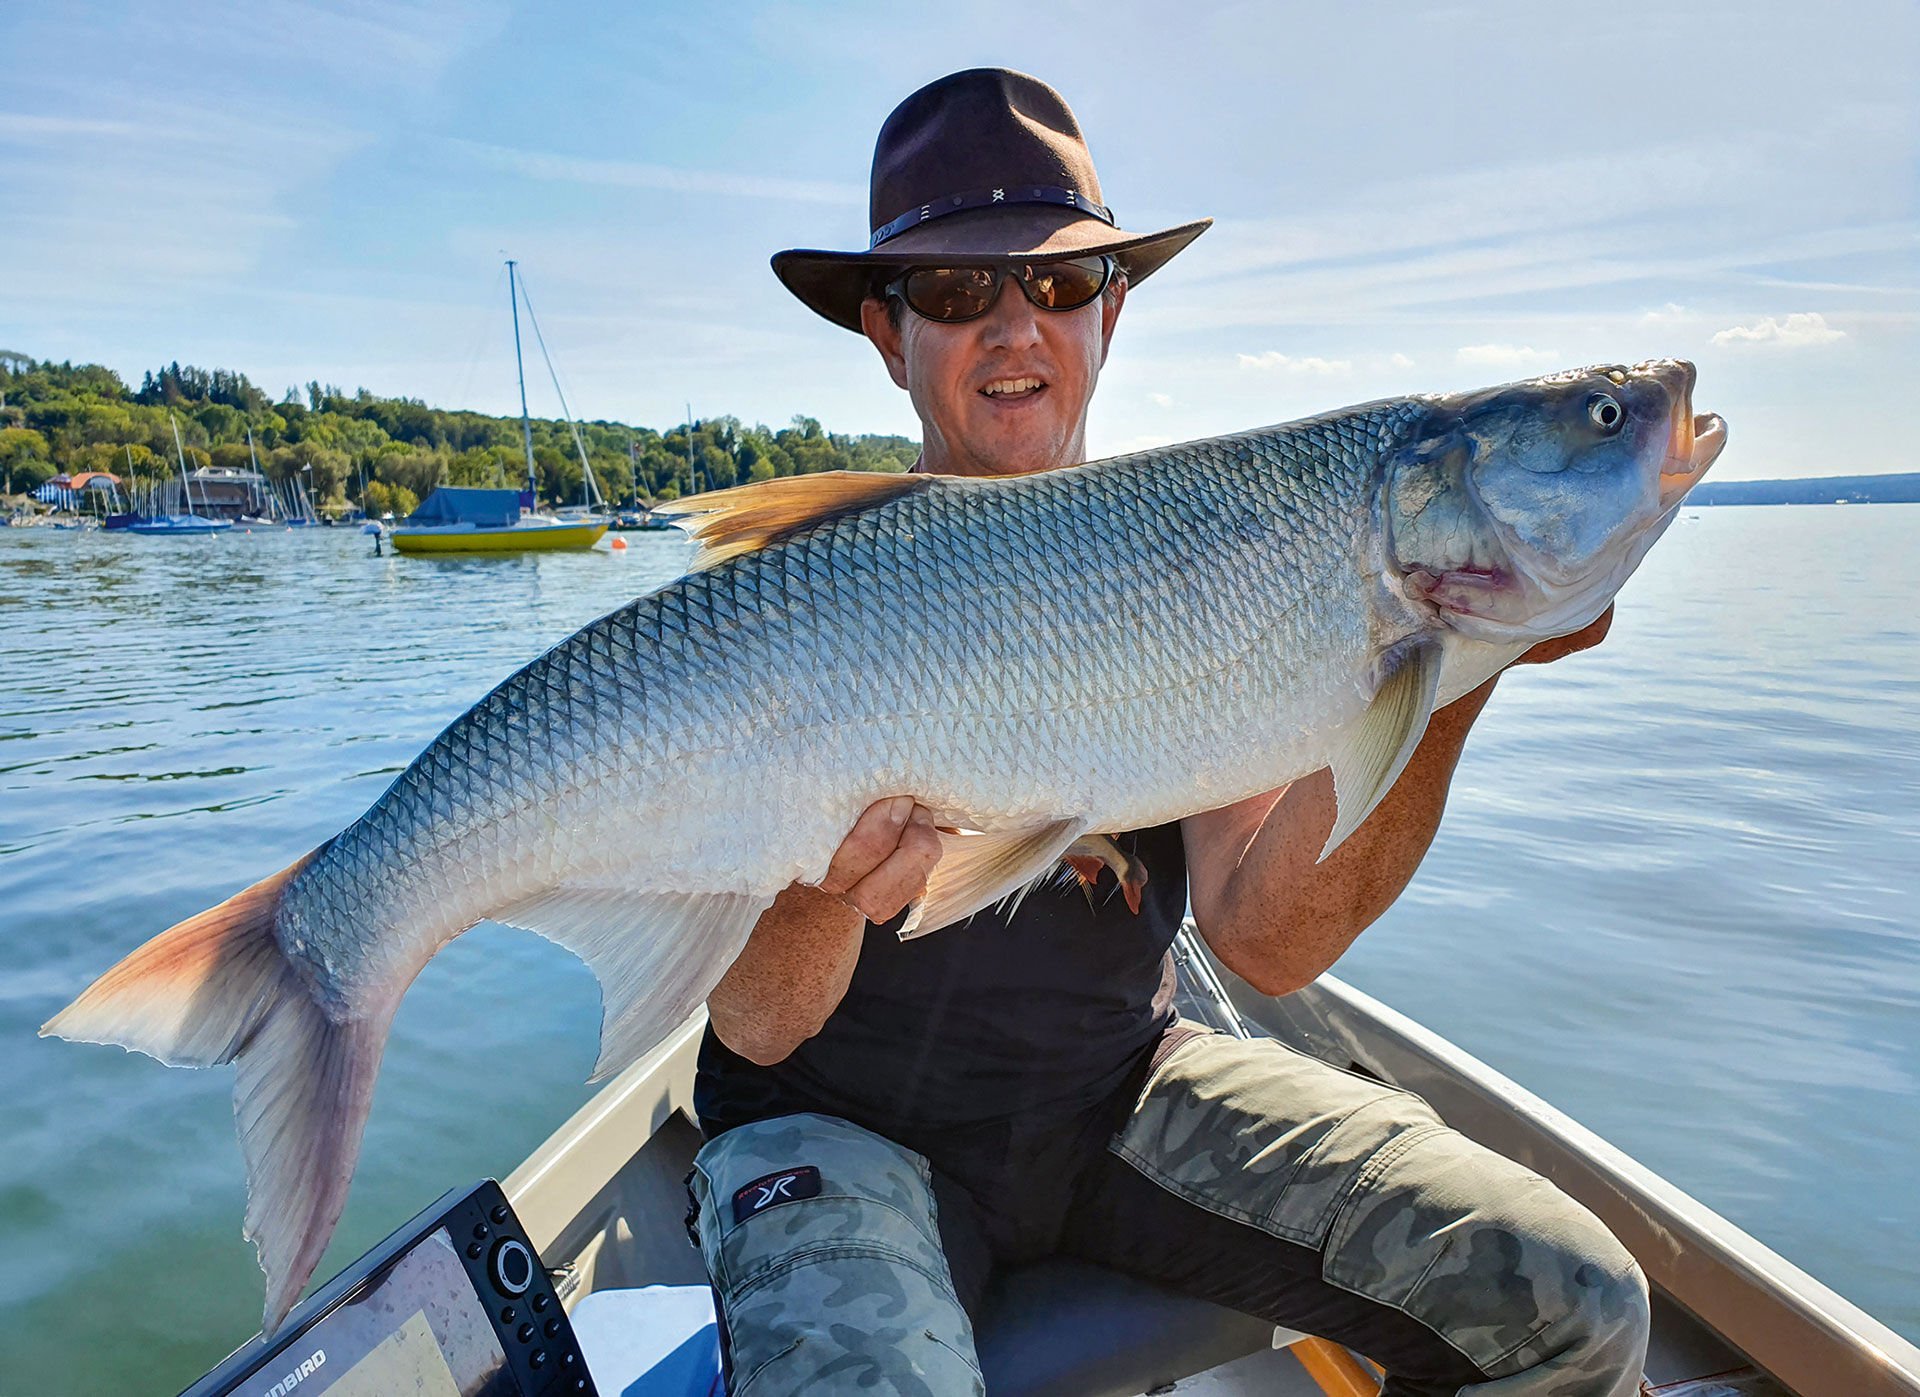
[1,0,1914,480]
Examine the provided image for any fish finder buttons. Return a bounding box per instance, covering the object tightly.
[492,1236,535,1296]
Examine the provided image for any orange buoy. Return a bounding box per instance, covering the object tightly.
[610,536,627,550]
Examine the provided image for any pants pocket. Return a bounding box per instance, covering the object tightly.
[1110,1030,1445,1249]
[692,1113,983,1396]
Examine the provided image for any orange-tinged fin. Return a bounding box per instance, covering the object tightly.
[1062,834,1150,915]
[41,847,396,1335]
[1063,854,1105,888]
[654,470,932,570]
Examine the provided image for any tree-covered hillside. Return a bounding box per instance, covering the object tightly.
[0,350,919,514]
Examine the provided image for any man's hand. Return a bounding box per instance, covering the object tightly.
[814,795,943,923]
[707,796,942,1065]
[1512,604,1613,668]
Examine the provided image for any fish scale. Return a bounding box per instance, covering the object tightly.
[42,363,1724,1332]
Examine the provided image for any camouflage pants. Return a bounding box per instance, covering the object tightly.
[687,1029,1649,1396]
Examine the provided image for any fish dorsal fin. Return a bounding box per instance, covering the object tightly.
[899,818,1086,940]
[1319,637,1444,861]
[654,470,933,570]
[494,885,773,1080]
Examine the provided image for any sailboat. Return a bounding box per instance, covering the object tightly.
[125,415,233,535]
[391,261,609,555]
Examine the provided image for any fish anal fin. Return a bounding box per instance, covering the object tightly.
[654,471,932,570]
[900,818,1085,941]
[1320,637,1444,861]
[495,886,773,1081]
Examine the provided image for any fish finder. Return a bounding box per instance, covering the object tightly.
[181,1179,597,1397]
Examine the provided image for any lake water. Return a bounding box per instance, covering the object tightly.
[0,507,1915,1393]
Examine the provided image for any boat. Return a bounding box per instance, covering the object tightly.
[126,416,232,535]
[390,486,610,553]
[391,260,608,556]
[490,929,1920,1395]
[611,507,676,532]
[178,922,1920,1396]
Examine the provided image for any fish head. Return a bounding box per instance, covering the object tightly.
[1387,359,1725,643]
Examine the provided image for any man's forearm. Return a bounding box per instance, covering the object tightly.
[706,884,866,1065]
[1195,676,1498,995]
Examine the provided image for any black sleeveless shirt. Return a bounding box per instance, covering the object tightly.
[695,824,1188,1154]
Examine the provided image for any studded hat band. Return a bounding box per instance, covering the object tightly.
[868,184,1116,250]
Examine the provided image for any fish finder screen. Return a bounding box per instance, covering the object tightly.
[238,1228,514,1397]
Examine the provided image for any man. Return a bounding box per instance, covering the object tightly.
[687,69,1649,1396]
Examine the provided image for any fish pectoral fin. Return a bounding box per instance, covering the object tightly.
[495,886,774,1081]
[1320,637,1444,861]
[900,818,1087,941]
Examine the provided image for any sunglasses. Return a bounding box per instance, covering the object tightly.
[881,256,1115,324]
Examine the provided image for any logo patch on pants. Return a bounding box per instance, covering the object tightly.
[733,1165,822,1223]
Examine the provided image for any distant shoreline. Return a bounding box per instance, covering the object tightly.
[1689,472,1920,506]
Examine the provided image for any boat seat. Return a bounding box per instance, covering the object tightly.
[568,1260,1277,1396]
[975,1258,1278,1396]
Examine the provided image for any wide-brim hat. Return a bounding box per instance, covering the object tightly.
[773,68,1211,333]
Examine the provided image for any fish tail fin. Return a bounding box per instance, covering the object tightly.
[41,847,387,1333]
[237,979,390,1334]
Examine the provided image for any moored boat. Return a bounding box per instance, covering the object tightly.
[389,486,609,554]
[390,260,611,557]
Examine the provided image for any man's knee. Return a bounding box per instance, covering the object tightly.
[1328,1127,1650,1390]
[688,1113,984,1395]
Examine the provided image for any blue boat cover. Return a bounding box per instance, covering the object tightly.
[405,487,523,527]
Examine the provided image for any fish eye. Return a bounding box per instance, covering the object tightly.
[1588,393,1624,434]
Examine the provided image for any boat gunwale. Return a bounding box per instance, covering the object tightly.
[1245,970,1920,1396]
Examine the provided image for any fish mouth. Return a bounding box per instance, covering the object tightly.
[1660,412,1726,507]
[1657,362,1726,509]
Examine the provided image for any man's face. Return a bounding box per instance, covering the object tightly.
[860,267,1125,477]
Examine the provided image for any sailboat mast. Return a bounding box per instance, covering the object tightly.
[246,427,264,518]
[686,402,697,496]
[507,258,537,504]
[170,412,192,515]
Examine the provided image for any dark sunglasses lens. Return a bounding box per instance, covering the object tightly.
[905,267,998,321]
[1022,257,1109,309]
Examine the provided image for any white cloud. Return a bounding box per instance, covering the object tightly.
[1456,343,1559,369]
[1711,312,1847,348]
[1389,352,1416,369]
[1237,351,1352,374]
[1148,392,1173,408]
[1639,303,1693,326]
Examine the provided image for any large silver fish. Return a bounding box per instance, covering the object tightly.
[44,360,1725,1330]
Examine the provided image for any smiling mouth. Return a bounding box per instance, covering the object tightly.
[981,376,1046,401]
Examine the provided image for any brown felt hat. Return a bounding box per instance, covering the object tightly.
[773,68,1211,332]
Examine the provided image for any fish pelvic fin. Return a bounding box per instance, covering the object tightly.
[40,847,390,1335]
[1319,637,1445,862]
[1063,834,1149,915]
[900,818,1086,940]
[654,470,932,571]
[495,886,774,1082]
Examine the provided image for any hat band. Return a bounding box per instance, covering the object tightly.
[869,185,1116,250]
